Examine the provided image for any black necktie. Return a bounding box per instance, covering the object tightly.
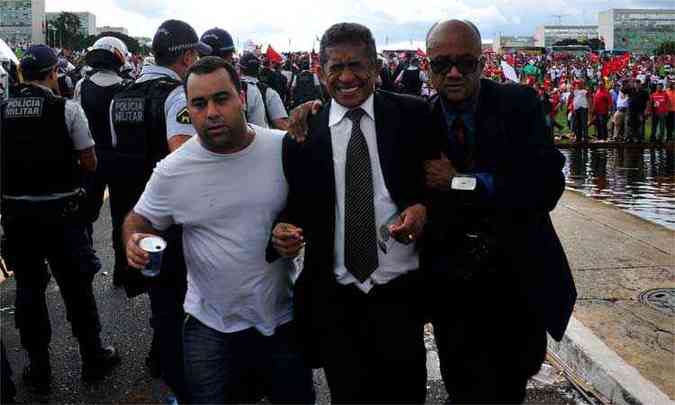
[344,108,379,283]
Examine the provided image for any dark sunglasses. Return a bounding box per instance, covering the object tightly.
[429,56,481,75]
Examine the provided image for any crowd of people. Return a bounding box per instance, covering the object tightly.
[0,14,667,405]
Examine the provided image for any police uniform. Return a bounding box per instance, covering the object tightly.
[75,69,130,285]
[0,45,119,392]
[108,20,211,401]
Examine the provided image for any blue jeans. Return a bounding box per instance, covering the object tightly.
[183,316,315,404]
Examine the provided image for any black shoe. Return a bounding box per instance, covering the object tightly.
[81,346,121,382]
[23,362,51,395]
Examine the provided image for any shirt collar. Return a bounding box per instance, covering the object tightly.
[328,93,375,127]
[32,83,55,95]
[138,64,182,83]
[242,75,258,83]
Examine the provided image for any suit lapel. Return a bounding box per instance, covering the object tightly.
[312,107,337,255]
[374,92,398,192]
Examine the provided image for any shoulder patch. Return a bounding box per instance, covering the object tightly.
[176,106,191,124]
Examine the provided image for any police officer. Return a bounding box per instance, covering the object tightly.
[109,20,210,402]
[0,45,120,394]
[199,28,269,128]
[239,52,289,130]
[75,36,132,288]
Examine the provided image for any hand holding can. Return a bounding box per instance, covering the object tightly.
[138,236,167,277]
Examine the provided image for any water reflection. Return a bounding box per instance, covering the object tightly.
[562,148,675,230]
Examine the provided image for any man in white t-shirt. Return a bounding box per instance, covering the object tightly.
[122,57,314,404]
[572,80,589,143]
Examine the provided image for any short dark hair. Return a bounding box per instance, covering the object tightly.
[184,56,242,97]
[319,23,377,67]
[22,66,54,82]
[155,51,186,67]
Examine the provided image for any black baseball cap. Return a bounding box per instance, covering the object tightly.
[152,19,212,57]
[201,28,235,57]
[239,52,260,68]
[19,44,58,73]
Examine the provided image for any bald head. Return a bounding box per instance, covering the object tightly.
[426,20,481,55]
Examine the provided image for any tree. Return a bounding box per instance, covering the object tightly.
[553,38,580,46]
[50,12,86,50]
[655,40,675,56]
[586,38,605,51]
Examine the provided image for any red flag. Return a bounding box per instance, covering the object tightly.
[266,45,283,64]
[415,48,426,58]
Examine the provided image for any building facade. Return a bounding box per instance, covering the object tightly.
[492,34,536,53]
[534,25,599,47]
[46,11,97,37]
[599,9,675,54]
[0,0,45,47]
[97,26,128,35]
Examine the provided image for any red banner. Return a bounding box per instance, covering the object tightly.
[266,45,283,64]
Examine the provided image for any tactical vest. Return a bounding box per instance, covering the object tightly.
[1,84,79,197]
[80,75,129,151]
[111,77,181,179]
[401,69,423,95]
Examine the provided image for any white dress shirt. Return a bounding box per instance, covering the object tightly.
[329,94,419,294]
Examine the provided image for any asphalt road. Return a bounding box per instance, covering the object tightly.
[0,199,592,404]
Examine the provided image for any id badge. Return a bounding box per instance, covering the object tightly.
[451,175,477,191]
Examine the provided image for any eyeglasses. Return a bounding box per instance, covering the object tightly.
[429,56,481,75]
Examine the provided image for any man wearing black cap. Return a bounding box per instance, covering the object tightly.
[109,19,210,401]
[239,52,289,130]
[1,44,120,394]
[199,28,268,128]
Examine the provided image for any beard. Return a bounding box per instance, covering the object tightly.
[197,110,249,153]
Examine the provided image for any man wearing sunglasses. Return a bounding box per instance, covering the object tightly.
[423,20,576,403]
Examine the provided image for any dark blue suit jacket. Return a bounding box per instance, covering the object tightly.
[280,91,432,367]
[423,79,576,341]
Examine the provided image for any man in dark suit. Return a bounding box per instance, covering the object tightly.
[422,20,576,403]
[271,22,431,403]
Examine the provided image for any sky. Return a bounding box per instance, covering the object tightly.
[46,0,674,51]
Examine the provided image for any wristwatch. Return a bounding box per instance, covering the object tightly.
[449,174,478,191]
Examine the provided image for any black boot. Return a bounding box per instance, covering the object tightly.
[22,349,51,394]
[80,344,121,382]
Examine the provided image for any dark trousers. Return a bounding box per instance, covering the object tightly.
[82,150,128,277]
[573,108,588,143]
[183,318,315,404]
[594,113,608,140]
[667,111,674,141]
[1,341,16,403]
[110,172,148,295]
[431,272,547,404]
[627,113,643,143]
[652,114,667,142]
[1,218,103,355]
[318,272,427,404]
[148,226,188,401]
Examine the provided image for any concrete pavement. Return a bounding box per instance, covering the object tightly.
[549,190,674,405]
[4,189,671,403]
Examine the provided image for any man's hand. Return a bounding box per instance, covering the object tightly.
[272,223,304,257]
[287,100,323,143]
[424,153,457,191]
[389,204,427,244]
[126,232,155,269]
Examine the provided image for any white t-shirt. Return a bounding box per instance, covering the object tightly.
[134,125,293,336]
[573,89,589,110]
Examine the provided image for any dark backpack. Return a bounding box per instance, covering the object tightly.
[260,68,288,104]
[242,80,274,126]
[401,69,423,95]
[292,70,322,108]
